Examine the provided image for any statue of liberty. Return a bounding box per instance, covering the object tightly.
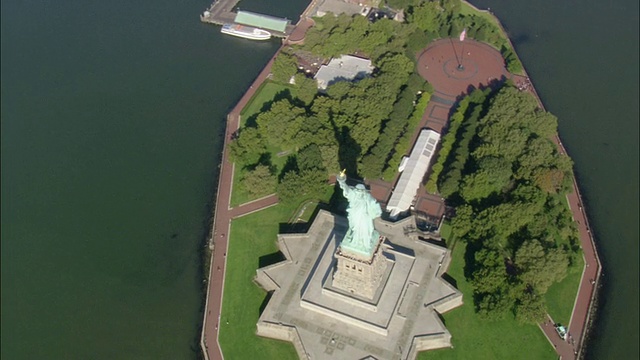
[337,170,382,258]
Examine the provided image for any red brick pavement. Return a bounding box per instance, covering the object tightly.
[417,38,510,100]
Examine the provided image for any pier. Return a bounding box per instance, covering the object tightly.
[200,0,295,38]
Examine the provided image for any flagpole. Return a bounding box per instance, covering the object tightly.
[458,28,467,70]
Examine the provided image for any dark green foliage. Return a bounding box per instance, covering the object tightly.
[459,156,513,202]
[271,53,298,84]
[242,165,277,197]
[515,240,569,293]
[441,86,577,323]
[360,73,426,179]
[297,144,325,172]
[514,290,547,324]
[302,13,412,61]
[229,127,266,166]
[386,0,421,10]
[426,94,473,193]
[294,73,318,106]
[501,46,524,74]
[277,168,328,204]
[437,95,486,198]
[256,99,305,149]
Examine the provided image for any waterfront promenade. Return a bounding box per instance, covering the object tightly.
[199,46,283,360]
[200,9,601,360]
[199,1,321,357]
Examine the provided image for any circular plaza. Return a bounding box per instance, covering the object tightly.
[417,38,510,99]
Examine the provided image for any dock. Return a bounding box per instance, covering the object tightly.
[200,0,295,38]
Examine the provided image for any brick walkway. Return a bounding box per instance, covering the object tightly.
[199,43,284,360]
[200,31,601,360]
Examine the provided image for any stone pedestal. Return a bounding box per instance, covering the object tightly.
[332,236,388,300]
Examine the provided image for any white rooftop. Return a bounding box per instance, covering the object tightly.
[387,129,441,218]
[314,55,374,90]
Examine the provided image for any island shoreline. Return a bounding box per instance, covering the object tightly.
[198,2,602,359]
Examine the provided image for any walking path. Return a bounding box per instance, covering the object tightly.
[200,19,600,360]
[199,43,284,360]
[200,3,321,355]
[417,38,601,359]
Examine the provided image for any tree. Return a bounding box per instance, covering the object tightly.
[295,74,318,105]
[409,1,446,34]
[472,248,509,294]
[229,127,266,166]
[514,290,547,324]
[451,204,474,238]
[515,239,569,293]
[533,167,566,193]
[459,156,513,202]
[272,53,298,83]
[515,137,556,179]
[256,99,305,148]
[277,168,328,204]
[242,165,277,197]
[297,144,325,172]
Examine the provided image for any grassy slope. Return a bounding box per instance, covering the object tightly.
[419,239,556,360]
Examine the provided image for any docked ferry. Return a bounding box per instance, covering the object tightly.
[221,23,271,41]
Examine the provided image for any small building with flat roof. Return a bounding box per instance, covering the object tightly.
[387,129,441,219]
[314,55,374,90]
[234,10,290,33]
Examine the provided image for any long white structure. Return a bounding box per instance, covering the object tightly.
[387,129,441,218]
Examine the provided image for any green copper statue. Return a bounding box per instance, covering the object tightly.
[337,170,382,258]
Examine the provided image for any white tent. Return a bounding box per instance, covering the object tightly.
[387,129,440,218]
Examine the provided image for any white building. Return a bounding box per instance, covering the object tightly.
[314,55,374,90]
[387,129,441,219]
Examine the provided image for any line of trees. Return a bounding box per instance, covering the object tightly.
[432,86,578,323]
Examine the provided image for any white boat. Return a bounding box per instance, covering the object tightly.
[221,23,271,41]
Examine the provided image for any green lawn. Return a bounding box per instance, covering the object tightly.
[419,240,556,360]
[239,80,298,127]
[218,202,299,360]
[545,247,584,326]
[219,190,334,359]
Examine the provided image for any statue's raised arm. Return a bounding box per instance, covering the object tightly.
[336,171,382,258]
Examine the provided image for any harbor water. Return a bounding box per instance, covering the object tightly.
[1,0,637,359]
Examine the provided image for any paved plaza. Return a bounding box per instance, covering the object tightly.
[255,211,462,360]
